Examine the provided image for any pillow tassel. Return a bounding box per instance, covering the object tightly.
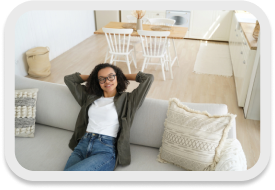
[156,147,168,163]
[203,165,212,171]
[207,114,236,171]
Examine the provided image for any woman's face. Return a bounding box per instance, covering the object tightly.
[98,67,118,93]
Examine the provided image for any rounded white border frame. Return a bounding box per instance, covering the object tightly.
[5,1,270,181]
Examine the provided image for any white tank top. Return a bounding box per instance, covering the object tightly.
[86,96,119,138]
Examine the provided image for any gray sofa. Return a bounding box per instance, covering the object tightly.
[15,74,237,171]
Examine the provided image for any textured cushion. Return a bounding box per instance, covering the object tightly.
[15,88,39,137]
[157,98,237,171]
[130,98,236,148]
[215,139,247,171]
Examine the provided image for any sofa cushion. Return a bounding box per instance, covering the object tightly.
[15,88,39,137]
[157,98,237,171]
[15,123,73,171]
[115,144,184,171]
[130,98,236,149]
[15,123,185,171]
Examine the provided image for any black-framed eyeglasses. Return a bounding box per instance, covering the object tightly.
[98,74,116,84]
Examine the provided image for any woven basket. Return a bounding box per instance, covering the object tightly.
[26,47,51,78]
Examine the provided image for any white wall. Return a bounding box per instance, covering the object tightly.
[15,10,95,76]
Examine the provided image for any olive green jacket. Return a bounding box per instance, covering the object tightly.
[64,71,154,169]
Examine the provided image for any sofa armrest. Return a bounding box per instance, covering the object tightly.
[215,139,247,171]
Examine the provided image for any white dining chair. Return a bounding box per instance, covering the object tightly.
[137,30,171,81]
[124,15,142,64]
[123,15,150,65]
[148,18,176,26]
[147,18,179,70]
[103,16,140,63]
[103,28,137,74]
[148,18,175,49]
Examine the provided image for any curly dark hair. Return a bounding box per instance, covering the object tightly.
[85,63,130,96]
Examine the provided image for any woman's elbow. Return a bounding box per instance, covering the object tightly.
[149,74,154,82]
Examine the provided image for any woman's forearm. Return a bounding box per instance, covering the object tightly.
[124,73,137,81]
[79,75,89,82]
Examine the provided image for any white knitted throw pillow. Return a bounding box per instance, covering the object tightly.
[157,98,237,171]
[215,139,247,171]
[15,88,39,137]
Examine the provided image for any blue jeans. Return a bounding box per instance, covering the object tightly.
[64,132,117,171]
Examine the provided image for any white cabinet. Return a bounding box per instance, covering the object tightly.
[244,33,260,120]
[188,10,233,41]
[121,10,166,22]
[230,14,243,77]
[244,46,260,120]
[229,13,257,107]
[95,11,120,30]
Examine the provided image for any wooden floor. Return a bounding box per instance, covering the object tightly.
[26,34,260,170]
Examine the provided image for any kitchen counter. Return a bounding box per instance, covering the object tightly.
[235,10,252,14]
[233,11,258,50]
[235,12,257,23]
[240,22,258,50]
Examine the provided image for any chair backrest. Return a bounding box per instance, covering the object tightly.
[102,28,133,54]
[148,18,176,26]
[142,17,150,24]
[137,30,170,57]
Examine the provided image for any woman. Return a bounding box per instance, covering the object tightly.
[63,63,154,171]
